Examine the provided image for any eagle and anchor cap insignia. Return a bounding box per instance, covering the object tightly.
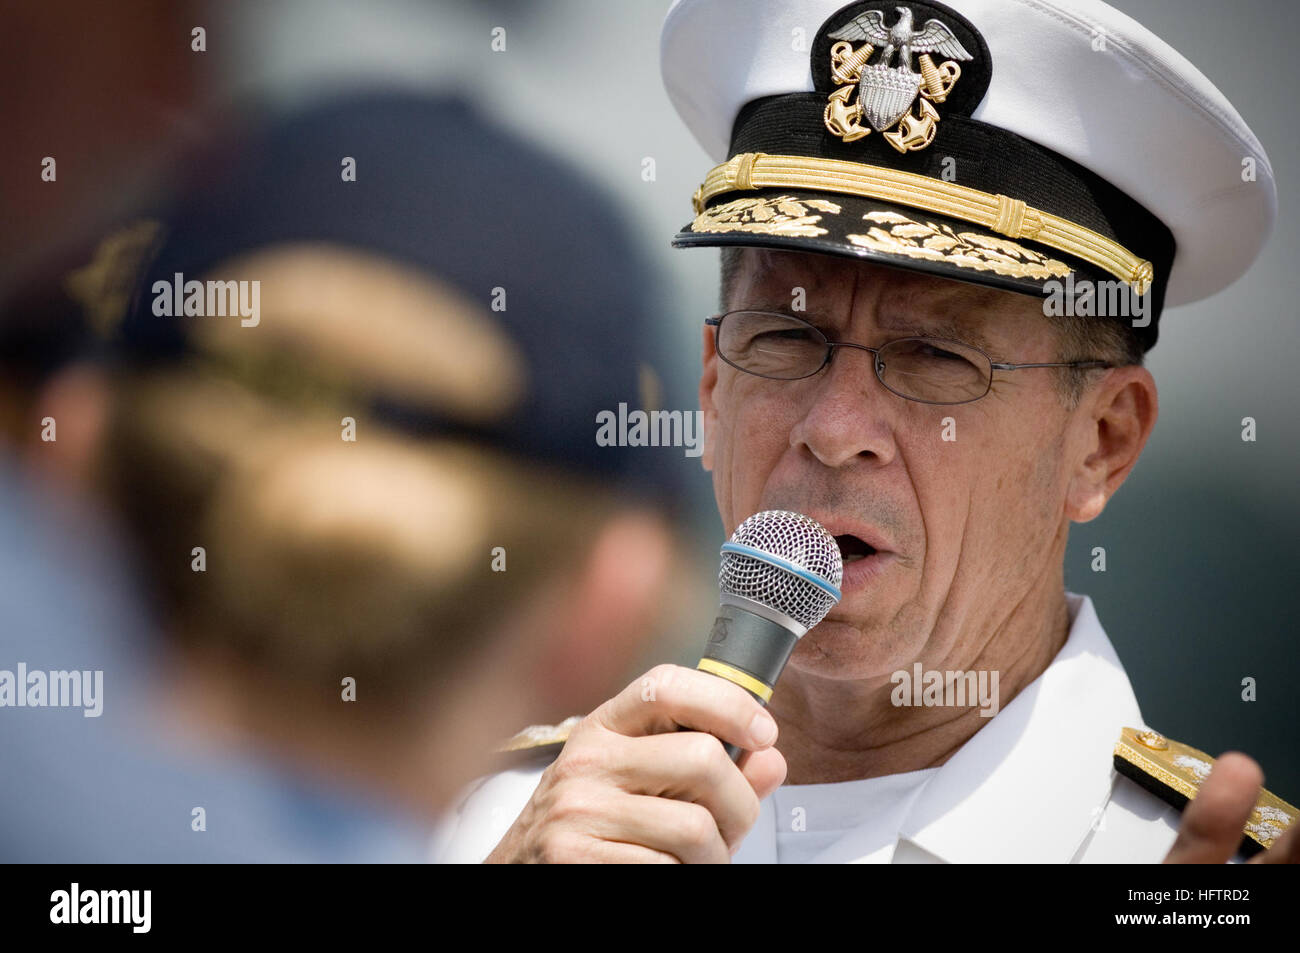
[819,2,978,152]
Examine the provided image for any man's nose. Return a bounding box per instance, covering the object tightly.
[787,345,898,469]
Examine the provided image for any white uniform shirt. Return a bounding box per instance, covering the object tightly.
[766,768,938,863]
[432,593,1186,863]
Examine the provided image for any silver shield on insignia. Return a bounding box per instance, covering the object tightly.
[859,63,923,130]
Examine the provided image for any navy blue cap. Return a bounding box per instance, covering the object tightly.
[120,92,668,491]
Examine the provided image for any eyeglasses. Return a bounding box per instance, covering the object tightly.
[706,310,1115,406]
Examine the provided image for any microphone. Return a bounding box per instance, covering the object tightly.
[695,510,843,761]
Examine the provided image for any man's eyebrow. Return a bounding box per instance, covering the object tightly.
[732,302,840,325]
[729,302,999,353]
[880,319,995,352]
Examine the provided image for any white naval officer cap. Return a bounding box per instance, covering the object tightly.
[662,0,1276,349]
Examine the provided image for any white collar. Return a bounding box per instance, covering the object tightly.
[739,592,1145,864]
[889,592,1143,863]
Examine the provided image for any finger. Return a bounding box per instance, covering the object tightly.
[594,663,779,751]
[1164,752,1263,864]
[571,791,731,864]
[603,731,765,847]
[738,745,788,801]
[569,838,681,864]
[1248,812,1300,864]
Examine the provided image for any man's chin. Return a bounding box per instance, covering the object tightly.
[786,616,915,681]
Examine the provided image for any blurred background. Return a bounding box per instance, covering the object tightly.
[1,0,1296,854]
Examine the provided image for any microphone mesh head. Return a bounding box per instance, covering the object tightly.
[719,510,843,631]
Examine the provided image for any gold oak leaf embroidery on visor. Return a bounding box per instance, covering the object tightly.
[847,210,1073,280]
[692,195,843,237]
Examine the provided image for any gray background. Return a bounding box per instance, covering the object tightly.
[209,0,1298,795]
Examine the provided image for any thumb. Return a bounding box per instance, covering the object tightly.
[1163,752,1262,864]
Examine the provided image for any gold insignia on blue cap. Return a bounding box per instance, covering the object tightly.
[823,5,973,152]
[64,219,163,340]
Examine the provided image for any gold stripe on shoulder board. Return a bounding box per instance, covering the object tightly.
[1114,726,1297,852]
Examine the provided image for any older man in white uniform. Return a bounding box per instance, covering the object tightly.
[433,0,1297,864]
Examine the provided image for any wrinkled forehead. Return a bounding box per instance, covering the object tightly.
[728,247,1043,338]
[733,247,1016,311]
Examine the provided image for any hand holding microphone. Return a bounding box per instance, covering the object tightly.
[485,510,840,863]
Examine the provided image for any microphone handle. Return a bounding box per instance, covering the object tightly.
[688,603,800,763]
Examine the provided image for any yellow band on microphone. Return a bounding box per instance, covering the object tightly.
[697,658,773,703]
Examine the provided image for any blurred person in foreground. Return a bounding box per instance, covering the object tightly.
[1,92,678,859]
[0,231,415,862]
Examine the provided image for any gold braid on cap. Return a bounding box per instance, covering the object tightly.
[693,153,1154,294]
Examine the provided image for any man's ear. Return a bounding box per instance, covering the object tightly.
[699,325,719,472]
[1065,366,1158,523]
[528,511,674,717]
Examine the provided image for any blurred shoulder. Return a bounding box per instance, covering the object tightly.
[430,716,580,863]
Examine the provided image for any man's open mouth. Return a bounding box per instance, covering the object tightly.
[834,534,878,564]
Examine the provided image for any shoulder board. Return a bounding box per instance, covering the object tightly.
[492,715,583,766]
[1114,726,1297,857]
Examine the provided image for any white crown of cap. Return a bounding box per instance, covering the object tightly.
[661,0,1276,307]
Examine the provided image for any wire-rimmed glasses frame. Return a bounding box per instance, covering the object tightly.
[705,310,1116,406]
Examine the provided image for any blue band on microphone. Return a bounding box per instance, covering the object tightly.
[719,542,842,602]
